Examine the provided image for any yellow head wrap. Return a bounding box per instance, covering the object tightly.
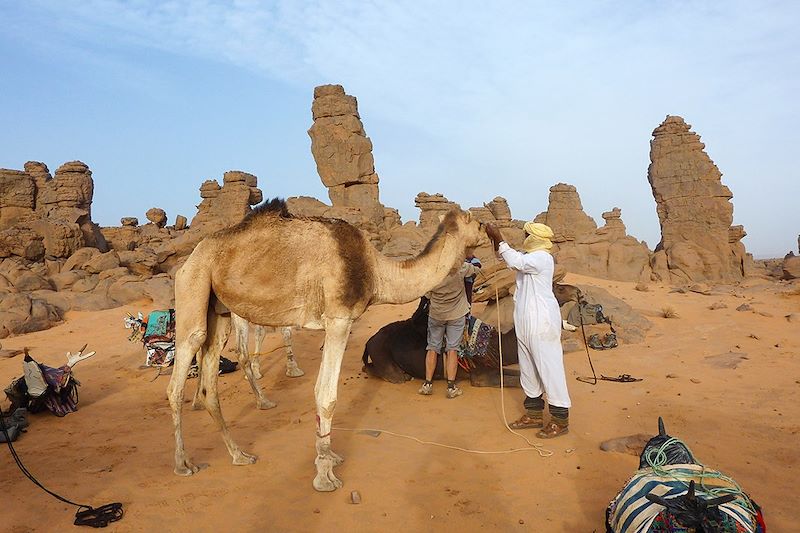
[522,222,554,253]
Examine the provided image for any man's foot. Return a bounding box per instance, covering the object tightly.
[418,382,433,395]
[446,386,463,399]
[509,413,544,429]
[536,421,569,439]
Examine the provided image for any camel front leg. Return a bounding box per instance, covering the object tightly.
[313,317,352,492]
[282,327,305,377]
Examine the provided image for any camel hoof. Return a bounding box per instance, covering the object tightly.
[232,450,258,465]
[257,398,277,410]
[175,460,201,476]
[286,366,305,378]
[329,450,345,466]
[312,471,343,492]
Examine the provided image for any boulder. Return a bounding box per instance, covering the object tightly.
[63,247,100,271]
[84,251,121,274]
[48,270,87,291]
[118,249,159,277]
[146,208,168,228]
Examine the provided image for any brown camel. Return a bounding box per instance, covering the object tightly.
[166,199,483,491]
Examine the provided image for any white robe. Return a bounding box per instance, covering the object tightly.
[498,242,571,408]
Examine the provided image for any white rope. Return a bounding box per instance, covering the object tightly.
[333,286,552,458]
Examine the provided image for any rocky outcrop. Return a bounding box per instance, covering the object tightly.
[534,183,597,242]
[415,192,461,232]
[191,171,262,232]
[783,252,800,280]
[647,116,746,282]
[535,184,651,281]
[0,161,107,260]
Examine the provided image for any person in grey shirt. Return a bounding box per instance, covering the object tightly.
[418,258,480,398]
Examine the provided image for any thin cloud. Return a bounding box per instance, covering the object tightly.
[2,0,799,256]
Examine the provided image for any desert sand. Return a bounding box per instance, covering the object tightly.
[1,273,798,532]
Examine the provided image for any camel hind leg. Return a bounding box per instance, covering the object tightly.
[167,258,212,476]
[200,309,258,466]
[280,327,305,377]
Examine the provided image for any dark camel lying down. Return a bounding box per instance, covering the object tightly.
[361,297,521,387]
[362,283,582,388]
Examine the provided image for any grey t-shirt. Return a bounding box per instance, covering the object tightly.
[426,262,480,321]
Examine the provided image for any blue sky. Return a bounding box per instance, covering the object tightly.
[1,1,798,258]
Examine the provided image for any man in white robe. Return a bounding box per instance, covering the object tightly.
[485,221,571,438]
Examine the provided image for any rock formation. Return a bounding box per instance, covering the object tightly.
[303,84,391,248]
[647,116,747,282]
[415,193,461,232]
[0,161,107,261]
[191,171,262,232]
[534,184,651,281]
[534,183,597,242]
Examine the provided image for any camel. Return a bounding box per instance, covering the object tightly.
[166,199,484,491]
[362,283,581,386]
[190,316,304,411]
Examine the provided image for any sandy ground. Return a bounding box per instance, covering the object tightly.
[1,273,798,532]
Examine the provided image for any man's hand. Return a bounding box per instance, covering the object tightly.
[484,224,503,251]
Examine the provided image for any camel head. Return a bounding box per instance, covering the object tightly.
[438,209,483,252]
[639,417,697,469]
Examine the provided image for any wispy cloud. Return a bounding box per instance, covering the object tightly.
[3,0,799,255]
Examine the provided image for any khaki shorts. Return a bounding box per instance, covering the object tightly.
[426,316,466,353]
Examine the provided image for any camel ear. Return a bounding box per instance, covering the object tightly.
[464,210,472,223]
[438,214,445,223]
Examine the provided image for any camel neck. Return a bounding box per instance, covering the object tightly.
[373,231,464,304]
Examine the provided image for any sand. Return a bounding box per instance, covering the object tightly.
[1,274,798,532]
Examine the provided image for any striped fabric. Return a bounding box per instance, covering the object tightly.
[607,464,760,533]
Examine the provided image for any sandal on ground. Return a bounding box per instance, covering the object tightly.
[509,414,543,430]
[536,421,569,439]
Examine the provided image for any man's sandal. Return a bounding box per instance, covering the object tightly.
[536,421,569,439]
[509,414,544,429]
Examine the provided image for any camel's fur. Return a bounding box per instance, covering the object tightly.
[166,201,483,490]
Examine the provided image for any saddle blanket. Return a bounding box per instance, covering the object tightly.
[607,464,762,533]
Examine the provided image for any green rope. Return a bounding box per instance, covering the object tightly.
[644,437,756,515]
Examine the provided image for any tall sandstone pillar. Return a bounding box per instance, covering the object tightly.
[307,85,384,226]
[648,116,746,282]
